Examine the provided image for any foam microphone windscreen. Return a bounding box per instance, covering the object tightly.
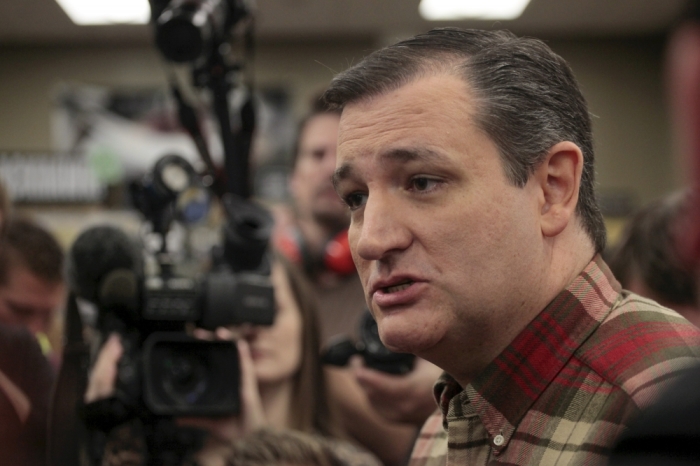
[67,225,143,304]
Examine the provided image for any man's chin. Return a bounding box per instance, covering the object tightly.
[379,325,441,356]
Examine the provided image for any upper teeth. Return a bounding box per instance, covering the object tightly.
[386,282,411,293]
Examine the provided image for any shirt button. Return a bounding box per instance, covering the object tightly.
[493,434,505,446]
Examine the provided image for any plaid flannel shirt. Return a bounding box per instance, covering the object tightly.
[410,256,700,466]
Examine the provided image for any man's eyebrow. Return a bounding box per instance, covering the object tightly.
[333,147,446,190]
[382,147,445,164]
[332,164,353,191]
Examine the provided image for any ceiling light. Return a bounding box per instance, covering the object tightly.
[419,0,531,21]
[55,0,150,25]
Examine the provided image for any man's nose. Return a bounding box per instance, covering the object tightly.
[353,193,411,261]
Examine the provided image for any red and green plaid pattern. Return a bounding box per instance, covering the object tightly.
[410,256,700,466]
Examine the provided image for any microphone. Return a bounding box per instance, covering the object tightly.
[67,225,143,323]
[66,226,146,434]
[67,226,143,337]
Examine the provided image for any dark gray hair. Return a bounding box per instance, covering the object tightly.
[323,28,606,253]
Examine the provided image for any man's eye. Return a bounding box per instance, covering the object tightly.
[410,177,439,192]
[344,192,367,210]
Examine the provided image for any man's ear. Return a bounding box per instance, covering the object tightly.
[534,141,584,238]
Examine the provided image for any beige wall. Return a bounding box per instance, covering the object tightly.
[0,35,679,208]
[551,37,678,208]
[0,40,376,151]
[0,45,167,152]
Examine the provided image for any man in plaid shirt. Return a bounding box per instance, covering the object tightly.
[324,28,700,465]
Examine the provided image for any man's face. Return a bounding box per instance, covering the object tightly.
[334,74,544,369]
[290,113,348,228]
[0,265,65,335]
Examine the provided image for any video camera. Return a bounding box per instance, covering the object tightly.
[322,310,416,375]
[77,0,264,445]
[55,1,264,465]
[73,154,275,421]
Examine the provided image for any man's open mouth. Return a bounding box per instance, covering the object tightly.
[384,280,414,293]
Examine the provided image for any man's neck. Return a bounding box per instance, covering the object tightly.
[438,227,597,388]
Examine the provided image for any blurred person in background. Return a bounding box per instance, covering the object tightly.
[275,96,365,345]
[0,215,66,363]
[607,190,700,326]
[0,181,55,465]
[276,96,436,464]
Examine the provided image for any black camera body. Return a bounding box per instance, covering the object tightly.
[85,0,260,425]
[74,154,276,421]
[70,2,262,463]
[322,310,415,375]
[73,224,274,466]
[105,264,274,418]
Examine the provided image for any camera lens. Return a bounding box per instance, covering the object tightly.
[162,350,208,404]
[143,333,240,416]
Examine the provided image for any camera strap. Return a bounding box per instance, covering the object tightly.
[47,292,91,465]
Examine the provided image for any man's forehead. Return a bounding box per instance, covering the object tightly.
[335,75,481,164]
[338,74,476,136]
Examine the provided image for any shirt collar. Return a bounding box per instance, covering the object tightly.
[433,255,622,444]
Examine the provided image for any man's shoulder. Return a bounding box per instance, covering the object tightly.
[577,291,700,409]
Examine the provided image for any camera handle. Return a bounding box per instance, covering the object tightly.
[207,51,254,200]
[179,15,256,202]
[47,293,91,465]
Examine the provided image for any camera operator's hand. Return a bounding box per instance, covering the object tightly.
[351,356,442,426]
[84,333,123,403]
